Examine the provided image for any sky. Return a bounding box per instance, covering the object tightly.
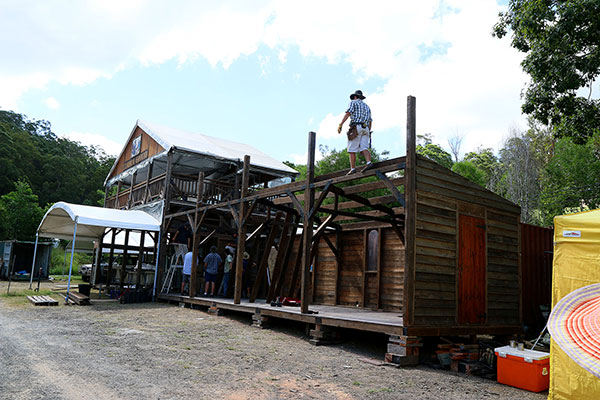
[0,0,526,165]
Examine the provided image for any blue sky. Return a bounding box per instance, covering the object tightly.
[1,0,526,164]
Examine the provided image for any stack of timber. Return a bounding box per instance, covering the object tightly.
[385,335,421,366]
[68,291,90,305]
[27,295,59,306]
[309,324,341,346]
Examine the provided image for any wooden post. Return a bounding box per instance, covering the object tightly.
[157,152,174,293]
[234,155,251,304]
[250,211,283,302]
[135,230,146,288]
[404,95,417,326]
[190,172,205,297]
[107,229,117,287]
[127,171,137,209]
[103,185,109,208]
[114,181,122,209]
[301,131,316,314]
[120,229,130,288]
[143,161,154,203]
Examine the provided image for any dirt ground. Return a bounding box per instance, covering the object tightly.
[0,281,546,400]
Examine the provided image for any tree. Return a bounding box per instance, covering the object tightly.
[494,0,600,143]
[451,161,486,187]
[416,142,453,169]
[0,110,115,207]
[540,135,600,225]
[0,181,45,240]
[447,134,464,162]
[490,128,544,224]
[464,147,499,186]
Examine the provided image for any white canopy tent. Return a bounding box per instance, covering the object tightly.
[32,202,161,301]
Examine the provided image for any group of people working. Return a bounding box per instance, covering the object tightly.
[179,241,253,298]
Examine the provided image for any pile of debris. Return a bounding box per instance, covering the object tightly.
[432,339,498,379]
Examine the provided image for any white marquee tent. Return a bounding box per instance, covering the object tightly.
[33,202,162,300]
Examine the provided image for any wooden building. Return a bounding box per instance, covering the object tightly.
[101,97,522,364]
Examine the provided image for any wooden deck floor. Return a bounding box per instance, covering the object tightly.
[157,293,405,335]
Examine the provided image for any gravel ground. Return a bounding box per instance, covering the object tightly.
[0,281,546,400]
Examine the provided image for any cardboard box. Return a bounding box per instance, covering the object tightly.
[494,346,550,392]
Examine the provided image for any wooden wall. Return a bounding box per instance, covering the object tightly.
[282,227,404,312]
[108,127,165,181]
[410,155,521,328]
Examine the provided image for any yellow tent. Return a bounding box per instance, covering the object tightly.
[550,209,600,399]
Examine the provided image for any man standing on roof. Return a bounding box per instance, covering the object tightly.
[337,90,374,175]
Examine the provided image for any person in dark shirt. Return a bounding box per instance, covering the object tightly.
[172,222,192,249]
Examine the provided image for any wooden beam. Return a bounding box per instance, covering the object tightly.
[329,184,396,217]
[309,181,333,219]
[156,152,174,291]
[404,95,417,326]
[199,229,217,246]
[313,214,336,240]
[114,181,122,209]
[376,227,382,310]
[234,155,251,304]
[287,228,304,298]
[286,190,305,219]
[374,169,405,208]
[334,231,341,305]
[245,220,269,243]
[119,229,130,288]
[241,199,259,227]
[266,212,293,302]
[362,229,367,307]
[322,234,339,260]
[143,160,154,203]
[190,172,205,298]
[127,171,137,209]
[249,211,283,302]
[269,216,299,302]
[135,230,146,288]
[317,207,400,225]
[107,228,117,286]
[301,131,316,314]
[229,204,239,228]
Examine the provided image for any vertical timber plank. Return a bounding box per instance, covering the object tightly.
[404,95,417,326]
[157,152,174,294]
[234,155,251,304]
[190,172,205,298]
[301,131,316,314]
[135,231,146,288]
[120,230,130,288]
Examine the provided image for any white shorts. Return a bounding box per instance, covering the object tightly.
[347,125,370,153]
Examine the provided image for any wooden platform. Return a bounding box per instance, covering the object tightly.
[27,295,59,306]
[158,293,405,335]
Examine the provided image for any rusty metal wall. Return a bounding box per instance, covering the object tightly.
[521,223,554,335]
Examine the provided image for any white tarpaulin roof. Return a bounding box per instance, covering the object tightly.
[38,202,161,241]
[137,119,298,175]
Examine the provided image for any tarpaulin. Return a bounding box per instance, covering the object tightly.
[550,209,600,399]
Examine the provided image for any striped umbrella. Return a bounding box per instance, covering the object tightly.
[548,283,600,378]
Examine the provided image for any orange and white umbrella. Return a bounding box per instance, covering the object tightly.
[548,283,600,378]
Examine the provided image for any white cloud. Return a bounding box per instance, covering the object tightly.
[44,96,60,110]
[1,0,526,154]
[60,131,121,156]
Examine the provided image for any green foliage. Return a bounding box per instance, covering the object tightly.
[494,0,600,142]
[540,135,600,225]
[0,181,45,240]
[49,245,91,275]
[416,143,453,169]
[464,147,499,185]
[451,161,486,187]
[0,110,115,207]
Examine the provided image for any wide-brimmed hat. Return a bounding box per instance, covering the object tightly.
[243,252,250,260]
[548,283,600,378]
[350,90,366,100]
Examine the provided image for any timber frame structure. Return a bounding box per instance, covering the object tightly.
[101,96,522,361]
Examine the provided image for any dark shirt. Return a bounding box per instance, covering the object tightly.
[174,225,192,245]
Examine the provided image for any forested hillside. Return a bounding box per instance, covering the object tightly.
[0,110,115,240]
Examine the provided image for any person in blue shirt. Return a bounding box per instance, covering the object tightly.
[180,251,194,295]
[203,245,222,296]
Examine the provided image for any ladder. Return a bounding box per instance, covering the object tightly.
[161,244,188,293]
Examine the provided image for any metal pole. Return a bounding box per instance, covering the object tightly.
[65,219,78,303]
[29,233,39,289]
[152,231,162,301]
